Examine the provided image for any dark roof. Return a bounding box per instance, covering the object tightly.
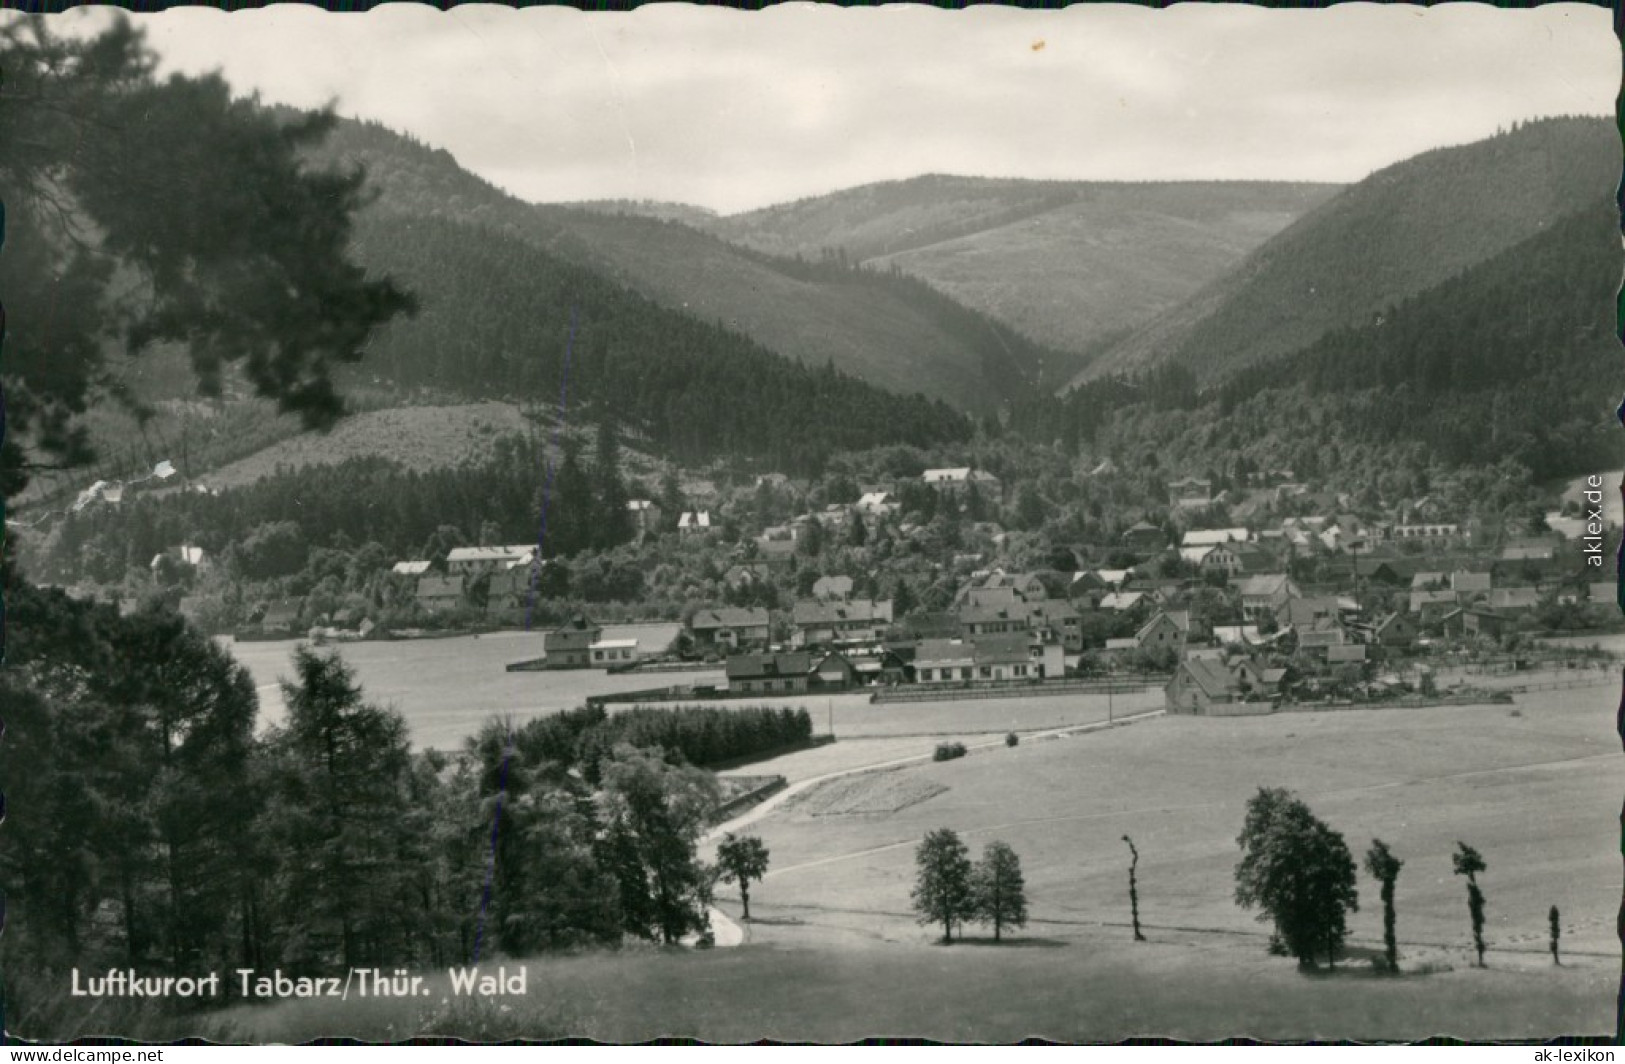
[725,652,811,681]
[972,633,1038,665]
[1179,658,1240,700]
[692,607,771,630]
[983,572,1043,591]
[1277,596,1340,627]
[792,599,889,625]
[1027,600,1081,622]
[1237,574,1293,597]
[261,601,301,625]
[810,650,857,673]
[915,638,975,665]
[1135,611,1182,641]
[958,602,1036,626]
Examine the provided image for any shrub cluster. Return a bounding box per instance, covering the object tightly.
[517,703,814,780]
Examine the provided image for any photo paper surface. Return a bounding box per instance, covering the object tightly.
[0,3,1619,1043]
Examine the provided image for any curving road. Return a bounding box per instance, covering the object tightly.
[698,709,1165,946]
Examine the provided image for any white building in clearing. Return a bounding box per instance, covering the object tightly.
[1179,544,1241,577]
[1180,528,1250,549]
[856,491,898,517]
[589,639,641,667]
[922,468,1002,494]
[446,545,535,577]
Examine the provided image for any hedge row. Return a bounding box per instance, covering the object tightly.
[514,703,814,781]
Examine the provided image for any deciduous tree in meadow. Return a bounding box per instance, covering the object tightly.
[716,833,771,922]
[970,841,1028,943]
[1234,788,1359,969]
[911,828,975,943]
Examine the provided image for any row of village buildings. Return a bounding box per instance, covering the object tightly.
[524,509,1602,707]
[228,471,1606,688]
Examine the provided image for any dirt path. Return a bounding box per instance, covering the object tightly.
[709,905,745,947]
[707,709,1165,841]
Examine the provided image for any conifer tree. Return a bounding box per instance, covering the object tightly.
[266,647,422,969]
[593,417,634,550]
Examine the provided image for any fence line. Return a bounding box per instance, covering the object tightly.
[1505,677,1616,693]
[871,677,1165,704]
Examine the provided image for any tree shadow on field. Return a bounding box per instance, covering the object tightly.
[1296,945,1449,980]
[945,936,1070,949]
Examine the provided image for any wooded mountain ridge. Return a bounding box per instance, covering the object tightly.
[1068,116,1618,389]
[707,175,1340,354]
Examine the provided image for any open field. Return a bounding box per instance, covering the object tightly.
[654,686,1165,741]
[215,930,1613,1043]
[724,681,1621,968]
[178,402,534,491]
[226,626,711,750]
[129,670,1624,1041]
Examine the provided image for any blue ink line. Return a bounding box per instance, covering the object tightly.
[471,725,516,966]
[523,306,579,632]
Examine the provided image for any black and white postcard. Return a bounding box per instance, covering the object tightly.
[1,2,1619,1044]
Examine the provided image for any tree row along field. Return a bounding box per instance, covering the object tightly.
[732,685,1616,960]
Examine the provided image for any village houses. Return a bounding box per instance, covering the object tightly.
[689,606,772,650]
[789,598,894,647]
[544,615,601,669]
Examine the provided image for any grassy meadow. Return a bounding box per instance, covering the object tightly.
[216,925,1613,1043]
[186,673,1622,1042]
[731,682,1620,962]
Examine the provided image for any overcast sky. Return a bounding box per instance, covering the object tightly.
[51,3,1621,214]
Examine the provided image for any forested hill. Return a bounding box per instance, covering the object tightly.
[1027,196,1620,485]
[1069,116,1618,387]
[708,175,1339,356]
[1207,198,1621,479]
[306,117,1073,412]
[347,210,972,474]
